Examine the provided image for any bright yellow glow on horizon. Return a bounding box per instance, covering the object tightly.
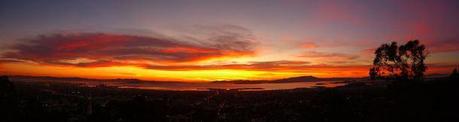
[0,62,305,82]
[0,62,453,82]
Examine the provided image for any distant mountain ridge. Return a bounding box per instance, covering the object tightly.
[8,75,161,84]
[8,74,447,84]
[7,75,366,84]
[212,76,366,84]
[272,76,320,82]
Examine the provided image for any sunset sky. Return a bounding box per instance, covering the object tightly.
[1,0,458,81]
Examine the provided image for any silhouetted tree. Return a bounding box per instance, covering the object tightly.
[398,40,427,80]
[0,76,17,121]
[0,76,15,97]
[371,40,427,81]
[450,68,459,80]
[372,42,403,79]
[369,67,377,80]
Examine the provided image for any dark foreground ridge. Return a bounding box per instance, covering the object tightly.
[1,76,458,122]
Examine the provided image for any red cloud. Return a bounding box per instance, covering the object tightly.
[425,39,459,53]
[1,32,256,67]
[145,60,311,71]
[300,51,359,61]
[159,47,215,54]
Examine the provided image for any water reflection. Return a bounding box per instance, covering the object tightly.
[116,81,345,91]
[12,78,346,91]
